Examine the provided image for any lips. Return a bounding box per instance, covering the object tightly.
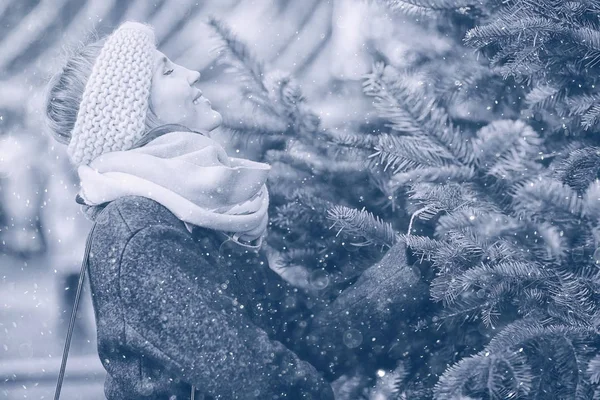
[192,90,203,104]
[192,89,212,107]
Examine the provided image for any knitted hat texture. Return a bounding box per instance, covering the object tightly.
[67,21,156,166]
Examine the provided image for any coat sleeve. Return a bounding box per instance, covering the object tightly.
[118,223,334,400]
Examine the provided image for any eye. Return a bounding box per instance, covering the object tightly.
[164,68,174,76]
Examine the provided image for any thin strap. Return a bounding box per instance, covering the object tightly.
[54,216,199,399]
[54,220,98,400]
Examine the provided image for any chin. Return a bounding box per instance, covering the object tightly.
[188,110,223,133]
[207,110,223,132]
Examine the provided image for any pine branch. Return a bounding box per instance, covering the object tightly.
[207,16,266,90]
[571,27,600,52]
[379,1,448,18]
[327,205,399,248]
[434,62,497,105]
[435,318,595,399]
[582,104,600,129]
[439,230,486,262]
[472,120,543,181]
[525,85,562,110]
[486,319,593,354]
[494,45,545,79]
[270,202,314,231]
[511,177,584,221]
[548,268,597,325]
[379,0,480,18]
[363,63,473,164]
[435,259,551,328]
[289,187,337,214]
[456,0,600,136]
[207,16,276,115]
[533,220,570,262]
[432,260,547,302]
[553,146,600,193]
[363,64,435,134]
[433,354,492,399]
[464,16,561,48]
[371,133,456,174]
[269,187,345,244]
[588,355,600,385]
[398,233,470,271]
[405,182,481,221]
[322,129,379,152]
[497,0,560,20]
[567,93,600,116]
[433,349,533,399]
[262,70,321,136]
[390,165,475,188]
[433,208,521,245]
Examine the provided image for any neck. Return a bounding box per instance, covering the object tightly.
[134,123,203,148]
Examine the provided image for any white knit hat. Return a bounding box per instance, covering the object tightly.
[67,21,156,166]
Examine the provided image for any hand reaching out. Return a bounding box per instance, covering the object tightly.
[263,245,313,292]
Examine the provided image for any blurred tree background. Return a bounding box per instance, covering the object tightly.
[2,0,600,399]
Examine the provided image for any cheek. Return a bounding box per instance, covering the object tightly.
[150,84,190,121]
[150,85,168,119]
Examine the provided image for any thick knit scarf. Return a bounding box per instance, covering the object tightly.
[76,131,270,249]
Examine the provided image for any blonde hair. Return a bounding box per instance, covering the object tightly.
[43,28,163,146]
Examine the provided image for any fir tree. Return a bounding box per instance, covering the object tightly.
[368,2,600,397]
[342,58,600,398]
[209,8,600,398]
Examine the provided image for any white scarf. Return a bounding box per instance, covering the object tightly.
[76,131,271,249]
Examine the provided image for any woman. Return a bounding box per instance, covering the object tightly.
[43,20,336,399]
[44,20,424,400]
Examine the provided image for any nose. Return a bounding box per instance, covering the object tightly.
[188,70,201,86]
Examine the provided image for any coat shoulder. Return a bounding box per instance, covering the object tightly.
[87,196,191,260]
[100,195,186,235]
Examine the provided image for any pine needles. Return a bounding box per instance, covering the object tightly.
[462,1,600,133]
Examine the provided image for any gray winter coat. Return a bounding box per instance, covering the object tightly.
[84,195,335,399]
[83,195,425,399]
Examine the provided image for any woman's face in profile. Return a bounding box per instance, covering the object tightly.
[150,50,223,132]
